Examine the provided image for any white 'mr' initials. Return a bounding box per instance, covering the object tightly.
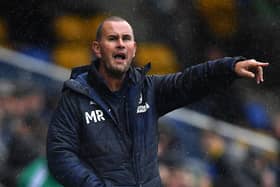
[85,110,105,124]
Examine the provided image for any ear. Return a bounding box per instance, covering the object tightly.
[92,41,102,58]
[133,41,137,58]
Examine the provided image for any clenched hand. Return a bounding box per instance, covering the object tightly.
[234,59,269,84]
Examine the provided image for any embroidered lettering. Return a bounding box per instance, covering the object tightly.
[137,103,150,113]
[85,110,105,124]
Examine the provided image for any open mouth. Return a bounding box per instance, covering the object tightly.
[113,53,126,60]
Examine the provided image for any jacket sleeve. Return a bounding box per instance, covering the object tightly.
[46,90,106,187]
[153,56,245,116]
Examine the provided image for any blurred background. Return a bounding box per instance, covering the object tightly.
[0,0,279,187]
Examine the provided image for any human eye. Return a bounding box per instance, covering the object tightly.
[123,35,132,41]
[108,35,117,41]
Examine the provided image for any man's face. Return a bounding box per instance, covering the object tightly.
[93,20,136,78]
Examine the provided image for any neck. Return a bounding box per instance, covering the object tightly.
[98,67,125,92]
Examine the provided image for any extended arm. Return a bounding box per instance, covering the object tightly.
[154,57,268,116]
[47,91,105,187]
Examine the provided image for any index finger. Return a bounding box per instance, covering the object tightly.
[256,62,269,67]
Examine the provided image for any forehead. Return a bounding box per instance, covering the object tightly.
[102,21,134,36]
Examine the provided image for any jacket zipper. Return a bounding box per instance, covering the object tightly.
[123,98,138,185]
[128,93,143,187]
[90,97,130,155]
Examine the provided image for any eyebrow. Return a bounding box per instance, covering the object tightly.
[106,33,134,38]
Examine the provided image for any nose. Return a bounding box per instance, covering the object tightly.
[116,39,125,49]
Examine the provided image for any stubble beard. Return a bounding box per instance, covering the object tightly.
[104,61,130,79]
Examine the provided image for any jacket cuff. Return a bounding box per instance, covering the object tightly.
[229,56,246,76]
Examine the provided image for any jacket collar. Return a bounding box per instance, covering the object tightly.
[87,59,151,87]
[67,59,151,93]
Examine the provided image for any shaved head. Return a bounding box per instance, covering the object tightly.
[95,16,134,41]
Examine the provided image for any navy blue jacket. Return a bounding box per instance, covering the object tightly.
[47,57,244,187]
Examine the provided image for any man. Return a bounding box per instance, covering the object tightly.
[47,16,269,187]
